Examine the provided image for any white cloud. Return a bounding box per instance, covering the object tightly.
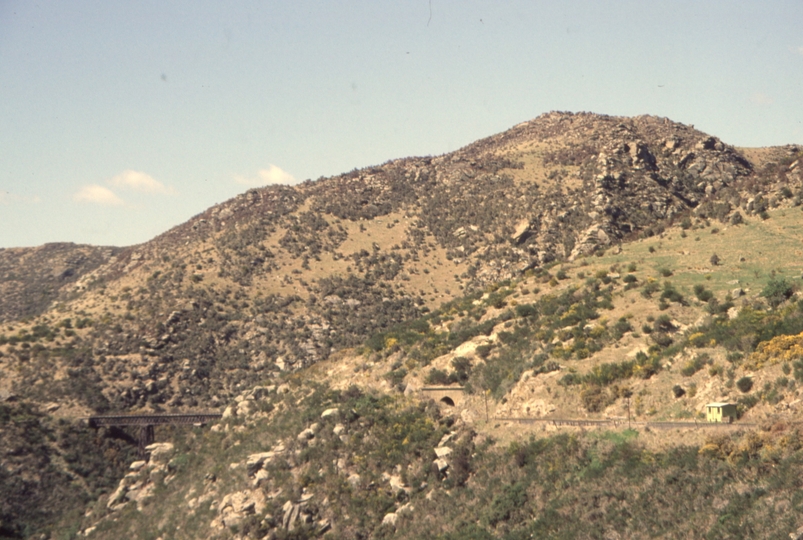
[73,184,124,206]
[796,46,803,57]
[0,191,41,204]
[750,92,773,105]
[109,170,175,194]
[234,164,297,187]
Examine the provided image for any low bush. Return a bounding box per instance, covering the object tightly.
[693,284,713,302]
[660,282,685,305]
[736,376,754,393]
[761,278,794,308]
[681,354,710,377]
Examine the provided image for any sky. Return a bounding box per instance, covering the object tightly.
[1,1,802,248]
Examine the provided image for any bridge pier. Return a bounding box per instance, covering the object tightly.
[87,413,222,457]
[138,425,155,457]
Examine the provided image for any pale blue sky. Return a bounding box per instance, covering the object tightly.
[1,1,802,248]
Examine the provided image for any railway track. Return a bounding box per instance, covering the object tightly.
[87,413,222,428]
[495,417,757,429]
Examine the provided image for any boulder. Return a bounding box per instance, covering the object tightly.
[44,402,60,413]
[250,385,274,400]
[297,428,316,442]
[253,469,269,487]
[321,407,340,419]
[106,481,129,509]
[388,475,408,493]
[437,432,456,447]
[236,399,256,416]
[246,452,275,476]
[282,500,301,531]
[218,490,267,529]
[145,442,174,464]
[512,219,532,244]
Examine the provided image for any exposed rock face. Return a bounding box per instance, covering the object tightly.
[106,442,177,512]
[212,489,267,529]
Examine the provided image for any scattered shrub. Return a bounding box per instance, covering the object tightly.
[693,284,713,302]
[660,282,685,305]
[580,385,613,412]
[426,368,451,385]
[761,278,794,308]
[681,354,710,376]
[641,280,660,298]
[514,304,538,318]
[653,314,674,333]
[736,376,754,393]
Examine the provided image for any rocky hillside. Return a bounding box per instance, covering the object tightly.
[0,243,119,323]
[1,112,800,416]
[2,112,803,538]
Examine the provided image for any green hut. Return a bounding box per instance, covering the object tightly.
[705,402,737,423]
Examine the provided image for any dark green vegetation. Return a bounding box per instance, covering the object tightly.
[369,272,639,399]
[393,426,803,540]
[0,403,136,539]
[364,258,803,416]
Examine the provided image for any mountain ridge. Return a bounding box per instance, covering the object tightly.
[1,112,800,413]
[2,111,803,537]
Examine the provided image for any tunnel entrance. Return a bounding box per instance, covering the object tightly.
[420,386,464,407]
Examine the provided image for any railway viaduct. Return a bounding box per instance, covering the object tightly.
[87,413,222,455]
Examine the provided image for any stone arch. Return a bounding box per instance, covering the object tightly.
[420,386,465,407]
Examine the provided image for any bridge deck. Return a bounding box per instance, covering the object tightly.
[88,413,222,427]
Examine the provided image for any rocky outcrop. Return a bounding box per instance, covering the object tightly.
[106,442,176,512]
[210,489,267,530]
